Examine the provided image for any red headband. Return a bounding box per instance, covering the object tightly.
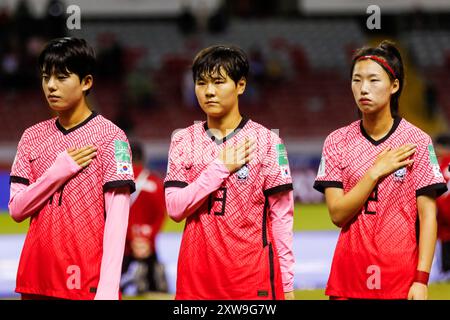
[356,55,396,78]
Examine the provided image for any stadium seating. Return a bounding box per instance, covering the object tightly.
[2,20,449,143]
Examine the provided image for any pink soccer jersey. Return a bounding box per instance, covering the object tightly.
[314,117,447,299]
[10,112,135,299]
[164,118,293,300]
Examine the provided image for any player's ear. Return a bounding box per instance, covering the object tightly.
[391,78,399,95]
[81,75,93,93]
[237,77,246,95]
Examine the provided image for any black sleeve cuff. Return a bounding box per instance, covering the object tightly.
[313,180,343,194]
[103,180,136,194]
[10,176,30,186]
[263,183,293,197]
[164,181,188,189]
[416,183,448,198]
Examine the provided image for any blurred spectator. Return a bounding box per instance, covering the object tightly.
[248,46,266,84]
[181,68,196,109]
[177,2,197,35]
[292,169,323,204]
[125,67,155,110]
[96,33,125,79]
[424,79,438,120]
[0,6,11,47]
[12,0,36,41]
[0,43,21,89]
[43,0,67,39]
[120,141,168,296]
[208,1,229,34]
[436,134,450,276]
[114,99,135,137]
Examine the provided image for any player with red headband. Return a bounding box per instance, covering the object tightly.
[314,40,447,299]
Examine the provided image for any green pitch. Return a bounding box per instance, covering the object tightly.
[0,203,337,234]
[161,203,338,232]
[123,282,450,300]
[3,206,450,300]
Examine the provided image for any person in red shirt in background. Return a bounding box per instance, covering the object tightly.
[436,134,450,275]
[121,141,168,295]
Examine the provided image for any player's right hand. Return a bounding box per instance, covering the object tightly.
[369,144,416,180]
[67,145,97,168]
[219,138,256,173]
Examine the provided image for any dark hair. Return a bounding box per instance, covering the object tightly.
[350,40,404,117]
[192,45,249,84]
[38,37,96,94]
[130,140,144,163]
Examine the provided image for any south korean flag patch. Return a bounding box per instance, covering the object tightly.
[114,140,133,175]
[117,162,133,175]
[280,165,291,179]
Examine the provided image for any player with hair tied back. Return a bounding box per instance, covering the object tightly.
[314,40,447,300]
[164,45,295,300]
[8,37,135,300]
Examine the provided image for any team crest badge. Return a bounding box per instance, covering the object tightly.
[393,167,407,182]
[236,165,249,181]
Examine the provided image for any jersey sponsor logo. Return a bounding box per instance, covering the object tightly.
[393,167,407,182]
[115,140,132,174]
[317,156,326,178]
[114,140,131,163]
[428,144,438,165]
[276,144,288,166]
[236,164,249,181]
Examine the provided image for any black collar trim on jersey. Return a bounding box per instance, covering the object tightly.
[360,116,402,146]
[203,117,249,145]
[55,111,98,135]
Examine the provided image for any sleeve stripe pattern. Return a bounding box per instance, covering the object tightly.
[164,180,189,189]
[10,176,30,186]
[416,182,448,198]
[313,181,344,193]
[103,180,136,193]
[263,183,293,197]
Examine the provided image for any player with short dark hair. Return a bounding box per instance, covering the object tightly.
[314,40,447,300]
[9,37,135,300]
[164,45,295,300]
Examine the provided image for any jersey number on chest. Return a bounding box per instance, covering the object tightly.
[364,184,379,215]
[208,187,227,216]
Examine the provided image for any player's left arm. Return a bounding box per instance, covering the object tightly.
[408,193,437,300]
[268,190,295,300]
[95,186,130,300]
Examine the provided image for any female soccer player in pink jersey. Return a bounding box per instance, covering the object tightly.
[314,40,447,300]
[164,45,295,300]
[8,37,135,300]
